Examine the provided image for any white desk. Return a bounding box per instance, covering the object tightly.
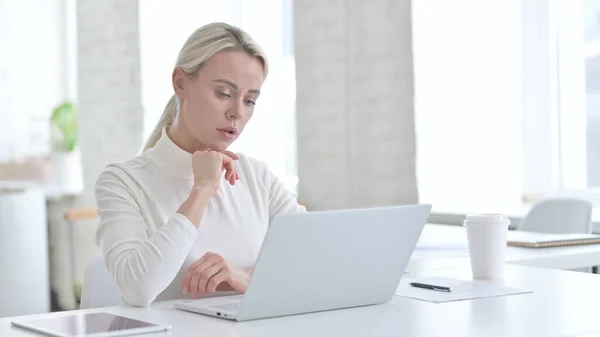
[2,264,600,337]
[412,224,600,270]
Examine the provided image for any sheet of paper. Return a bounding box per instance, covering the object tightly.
[395,277,532,303]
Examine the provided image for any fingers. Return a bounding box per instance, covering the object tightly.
[225,168,239,185]
[181,253,248,298]
[219,154,236,172]
[206,269,231,293]
[216,152,239,185]
[182,253,215,295]
[183,253,226,298]
[182,273,192,294]
[188,267,203,299]
[224,169,233,183]
[193,255,223,276]
[187,253,212,272]
[218,151,234,164]
[222,150,240,161]
[198,262,226,296]
[228,171,237,185]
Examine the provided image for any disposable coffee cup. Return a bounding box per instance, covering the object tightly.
[463,214,511,280]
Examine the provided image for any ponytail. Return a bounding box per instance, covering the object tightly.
[142,94,178,152]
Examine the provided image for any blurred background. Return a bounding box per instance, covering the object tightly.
[0,0,599,316]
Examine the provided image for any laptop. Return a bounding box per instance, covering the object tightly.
[173,204,431,321]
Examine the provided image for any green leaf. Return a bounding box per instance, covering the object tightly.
[50,101,78,152]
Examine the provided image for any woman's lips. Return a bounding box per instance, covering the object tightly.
[217,128,237,140]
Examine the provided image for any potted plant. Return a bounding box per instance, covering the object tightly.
[50,101,78,152]
[49,101,83,196]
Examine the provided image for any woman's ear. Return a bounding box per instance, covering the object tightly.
[172,67,186,100]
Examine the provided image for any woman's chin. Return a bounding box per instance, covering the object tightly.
[207,141,232,153]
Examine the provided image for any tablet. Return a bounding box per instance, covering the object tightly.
[11,312,170,337]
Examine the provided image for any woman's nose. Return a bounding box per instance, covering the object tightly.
[227,100,244,119]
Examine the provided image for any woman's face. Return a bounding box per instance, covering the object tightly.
[173,50,265,152]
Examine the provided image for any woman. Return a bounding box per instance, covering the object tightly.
[94,22,305,307]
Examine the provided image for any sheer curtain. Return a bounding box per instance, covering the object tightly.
[414,0,600,211]
[413,0,523,212]
[547,0,600,204]
[138,0,298,193]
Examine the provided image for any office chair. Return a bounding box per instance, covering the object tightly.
[517,198,593,234]
[79,253,123,309]
[517,197,594,273]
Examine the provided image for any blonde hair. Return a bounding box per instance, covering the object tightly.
[142,22,269,151]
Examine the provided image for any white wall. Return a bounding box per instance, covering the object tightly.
[0,0,69,163]
[294,0,418,210]
[76,0,144,204]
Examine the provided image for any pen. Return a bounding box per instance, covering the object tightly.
[410,282,452,292]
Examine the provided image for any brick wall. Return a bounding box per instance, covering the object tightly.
[294,0,418,210]
[76,0,144,205]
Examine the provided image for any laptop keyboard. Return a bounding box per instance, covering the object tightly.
[209,302,241,312]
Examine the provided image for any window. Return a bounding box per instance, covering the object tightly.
[578,0,600,187]
[551,0,600,203]
[414,0,600,214]
[138,0,298,193]
[560,0,600,188]
[413,0,524,212]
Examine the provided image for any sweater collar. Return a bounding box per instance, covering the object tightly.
[152,127,194,179]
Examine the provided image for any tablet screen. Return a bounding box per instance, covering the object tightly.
[12,312,167,337]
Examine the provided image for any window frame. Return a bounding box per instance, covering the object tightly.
[522,0,600,206]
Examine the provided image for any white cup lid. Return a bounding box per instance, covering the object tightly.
[463,213,511,225]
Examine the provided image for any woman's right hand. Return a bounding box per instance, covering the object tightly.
[179,150,240,227]
[191,150,239,194]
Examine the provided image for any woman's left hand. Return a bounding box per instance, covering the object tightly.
[181,252,250,299]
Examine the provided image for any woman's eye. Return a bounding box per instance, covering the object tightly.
[218,92,230,99]
[244,99,256,106]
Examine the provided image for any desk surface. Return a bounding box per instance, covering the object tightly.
[413,224,600,270]
[2,264,600,337]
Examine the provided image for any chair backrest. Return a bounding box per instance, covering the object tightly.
[79,253,123,309]
[518,198,593,234]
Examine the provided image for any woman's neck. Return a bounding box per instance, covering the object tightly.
[167,121,210,154]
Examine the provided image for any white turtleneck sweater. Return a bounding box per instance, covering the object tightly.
[94,128,305,307]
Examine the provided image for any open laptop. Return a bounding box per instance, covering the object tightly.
[173,204,431,321]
